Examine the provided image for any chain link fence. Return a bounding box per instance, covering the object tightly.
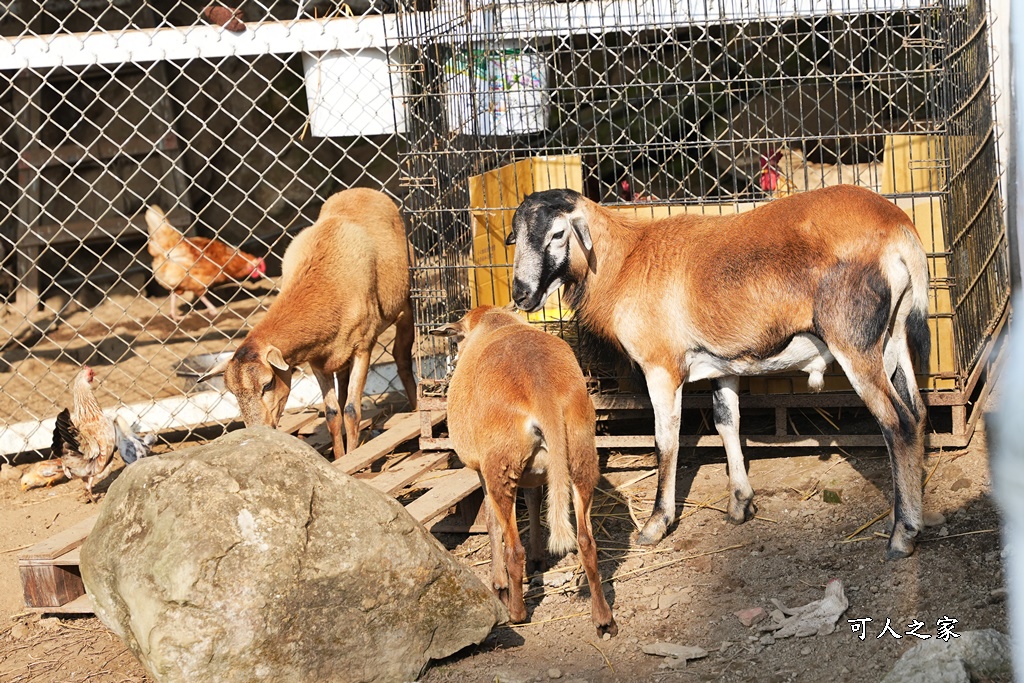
[0,0,1012,461]
[395,0,1010,422]
[0,0,411,462]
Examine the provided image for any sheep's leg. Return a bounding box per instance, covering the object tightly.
[637,365,683,545]
[711,376,756,523]
[393,303,417,411]
[524,487,546,576]
[342,348,372,455]
[479,474,510,601]
[833,348,924,560]
[198,293,220,317]
[312,364,346,459]
[573,482,617,637]
[486,479,527,622]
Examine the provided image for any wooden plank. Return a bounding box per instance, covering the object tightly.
[19,515,98,562]
[403,468,480,525]
[20,214,147,249]
[359,451,450,495]
[19,135,172,170]
[28,593,94,615]
[0,17,397,70]
[51,547,81,567]
[19,563,84,609]
[306,416,379,455]
[427,488,488,534]
[278,410,321,435]
[332,412,444,475]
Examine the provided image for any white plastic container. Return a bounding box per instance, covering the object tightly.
[301,48,406,137]
[444,42,549,136]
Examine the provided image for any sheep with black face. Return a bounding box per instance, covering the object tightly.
[506,185,931,560]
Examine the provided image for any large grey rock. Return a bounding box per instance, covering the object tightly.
[880,629,1012,683]
[81,427,506,683]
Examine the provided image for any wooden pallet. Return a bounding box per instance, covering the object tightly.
[18,410,478,615]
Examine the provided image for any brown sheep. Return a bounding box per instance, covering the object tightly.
[203,188,416,457]
[506,185,930,560]
[431,305,617,637]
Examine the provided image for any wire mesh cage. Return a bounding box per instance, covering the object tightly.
[0,1,415,463]
[394,0,1010,445]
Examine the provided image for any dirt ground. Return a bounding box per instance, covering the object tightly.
[0,410,1010,682]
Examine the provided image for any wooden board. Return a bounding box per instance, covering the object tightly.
[402,468,481,526]
[18,515,98,563]
[357,451,451,495]
[332,411,444,475]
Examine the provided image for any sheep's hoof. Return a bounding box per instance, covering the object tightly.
[885,523,918,560]
[727,494,757,525]
[596,618,619,638]
[636,516,668,546]
[509,601,528,624]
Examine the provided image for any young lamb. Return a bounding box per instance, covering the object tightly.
[432,305,617,637]
[202,188,417,457]
[505,185,930,560]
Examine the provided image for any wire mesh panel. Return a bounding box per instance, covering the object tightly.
[0,1,414,462]
[394,0,1008,404]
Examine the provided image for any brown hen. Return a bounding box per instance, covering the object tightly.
[51,366,116,501]
[145,205,266,321]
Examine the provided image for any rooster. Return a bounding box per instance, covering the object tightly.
[51,366,116,502]
[145,205,266,321]
[760,146,882,198]
[619,179,658,202]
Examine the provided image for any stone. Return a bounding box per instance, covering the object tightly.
[37,618,60,631]
[659,591,690,610]
[735,607,766,627]
[939,526,950,537]
[800,646,811,655]
[9,622,30,640]
[759,634,775,646]
[0,463,21,482]
[541,571,573,588]
[492,670,531,683]
[951,477,971,491]
[547,668,563,679]
[880,629,1012,683]
[923,510,947,527]
[659,657,687,670]
[641,642,708,660]
[81,428,506,683]
[641,585,659,597]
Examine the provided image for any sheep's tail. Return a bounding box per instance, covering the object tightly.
[530,419,576,555]
[899,225,931,374]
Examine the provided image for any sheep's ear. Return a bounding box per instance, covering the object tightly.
[571,216,592,251]
[265,346,289,372]
[429,323,464,340]
[504,230,517,246]
[197,355,232,383]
